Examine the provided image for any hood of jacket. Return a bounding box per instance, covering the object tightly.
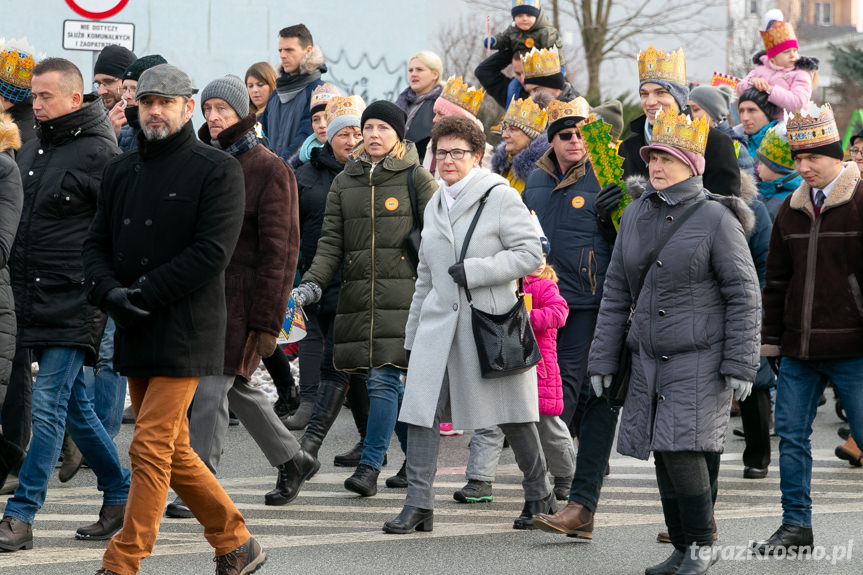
[298,45,327,76]
[35,96,115,147]
[490,134,550,182]
[0,112,21,154]
[627,174,755,235]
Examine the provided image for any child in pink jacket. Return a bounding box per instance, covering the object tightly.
[523,237,575,500]
[737,9,818,122]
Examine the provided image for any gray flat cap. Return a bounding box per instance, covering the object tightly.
[135,64,198,101]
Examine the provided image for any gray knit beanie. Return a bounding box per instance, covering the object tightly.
[688,86,731,123]
[640,79,689,113]
[200,74,249,118]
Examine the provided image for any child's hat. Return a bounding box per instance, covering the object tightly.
[512,0,541,19]
[761,9,798,59]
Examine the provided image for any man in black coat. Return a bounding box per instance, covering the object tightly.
[0,58,130,553]
[474,49,530,109]
[83,64,265,575]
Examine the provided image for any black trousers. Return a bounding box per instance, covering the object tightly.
[739,387,772,469]
[1,347,33,451]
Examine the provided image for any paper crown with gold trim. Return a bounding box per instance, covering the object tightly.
[761,10,798,58]
[310,83,341,113]
[756,123,795,173]
[710,72,738,91]
[521,46,561,80]
[650,107,709,155]
[0,38,37,104]
[326,95,366,122]
[637,45,686,86]
[502,96,547,139]
[546,97,589,125]
[440,76,485,117]
[786,102,841,155]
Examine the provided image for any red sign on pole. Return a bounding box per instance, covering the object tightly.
[65,0,129,20]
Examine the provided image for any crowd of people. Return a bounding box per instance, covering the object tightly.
[0,1,861,574]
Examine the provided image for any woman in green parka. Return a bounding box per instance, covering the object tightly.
[292,100,437,497]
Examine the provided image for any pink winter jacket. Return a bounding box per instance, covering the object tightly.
[524,275,569,416]
[737,56,814,122]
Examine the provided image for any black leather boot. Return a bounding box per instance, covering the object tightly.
[645,549,685,575]
[675,546,718,575]
[75,503,125,540]
[299,379,349,476]
[334,377,370,467]
[751,524,814,555]
[382,506,433,534]
[265,449,319,506]
[513,492,556,530]
[344,464,379,497]
[675,491,718,575]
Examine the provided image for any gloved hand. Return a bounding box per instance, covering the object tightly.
[254,331,278,358]
[448,263,467,288]
[104,287,150,329]
[767,356,781,376]
[595,183,623,221]
[291,282,322,308]
[725,376,753,402]
[590,374,613,398]
[483,37,496,49]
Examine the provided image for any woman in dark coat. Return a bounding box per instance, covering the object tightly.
[587,111,760,575]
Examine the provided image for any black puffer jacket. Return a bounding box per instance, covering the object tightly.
[11,99,117,363]
[0,114,24,384]
[295,143,344,276]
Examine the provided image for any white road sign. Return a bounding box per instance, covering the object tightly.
[63,19,134,51]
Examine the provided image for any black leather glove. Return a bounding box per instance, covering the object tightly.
[104,287,150,329]
[767,355,781,376]
[448,263,467,288]
[595,183,623,221]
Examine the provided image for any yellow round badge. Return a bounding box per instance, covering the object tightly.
[385,197,399,211]
[571,196,585,209]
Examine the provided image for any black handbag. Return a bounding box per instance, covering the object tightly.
[459,186,542,379]
[404,165,422,268]
[604,199,705,407]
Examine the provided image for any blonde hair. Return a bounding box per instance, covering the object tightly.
[409,51,445,88]
[351,140,407,161]
[537,262,558,283]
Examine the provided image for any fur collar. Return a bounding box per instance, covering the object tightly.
[299,45,326,76]
[626,174,755,235]
[489,135,550,183]
[0,113,21,153]
[752,50,819,71]
[739,171,757,205]
[789,161,862,219]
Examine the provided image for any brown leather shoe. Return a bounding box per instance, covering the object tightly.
[95,569,121,575]
[214,537,267,574]
[59,434,84,483]
[835,437,863,467]
[0,515,33,551]
[531,500,594,539]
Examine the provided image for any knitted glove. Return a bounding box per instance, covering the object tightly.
[291,282,322,308]
[483,37,496,49]
[590,374,613,398]
[595,183,623,222]
[725,376,753,402]
[448,263,467,288]
[254,331,278,358]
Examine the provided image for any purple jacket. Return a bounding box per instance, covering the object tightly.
[737,56,814,122]
[524,275,569,416]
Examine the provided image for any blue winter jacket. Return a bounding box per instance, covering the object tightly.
[523,150,612,309]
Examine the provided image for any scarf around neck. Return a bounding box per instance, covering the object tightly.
[275,69,322,104]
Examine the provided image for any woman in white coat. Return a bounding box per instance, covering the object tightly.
[383,116,552,534]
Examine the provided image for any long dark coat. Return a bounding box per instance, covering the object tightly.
[0,114,23,384]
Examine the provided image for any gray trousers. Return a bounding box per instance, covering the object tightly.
[405,374,551,509]
[188,374,300,473]
[467,415,575,482]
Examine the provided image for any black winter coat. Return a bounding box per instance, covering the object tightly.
[295,143,344,276]
[83,121,245,377]
[0,114,24,384]
[474,50,530,109]
[11,99,117,363]
[8,98,36,145]
[619,114,741,198]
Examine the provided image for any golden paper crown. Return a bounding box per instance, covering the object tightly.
[0,47,35,104]
[441,76,485,117]
[521,46,561,80]
[546,97,589,125]
[710,72,738,90]
[325,95,366,122]
[310,83,340,111]
[761,21,797,57]
[637,45,686,86]
[503,97,548,138]
[651,108,709,155]
[786,103,839,151]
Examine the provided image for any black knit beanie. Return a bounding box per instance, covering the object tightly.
[94,45,137,78]
[361,100,406,141]
[525,73,566,91]
[738,88,778,122]
[790,141,845,161]
[123,54,168,82]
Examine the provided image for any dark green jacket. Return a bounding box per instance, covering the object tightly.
[301,142,436,371]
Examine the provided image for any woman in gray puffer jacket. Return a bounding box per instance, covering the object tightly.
[587,116,761,575]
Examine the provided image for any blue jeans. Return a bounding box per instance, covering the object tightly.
[775,357,863,528]
[359,365,407,470]
[88,317,126,438]
[5,347,130,524]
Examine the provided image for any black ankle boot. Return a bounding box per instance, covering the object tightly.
[675,545,718,575]
[344,464,379,497]
[645,548,685,575]
[298,380,349,467]
[513,492,556,530]
[265,449,319,506]
[335,377,369,467]
[382,506,433,534]
[676,491,718,575]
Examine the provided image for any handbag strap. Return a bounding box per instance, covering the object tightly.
[407,165,420,231]
[457,185,499,304]
[632,198,705,301]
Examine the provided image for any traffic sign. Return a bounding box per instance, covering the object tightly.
[65,0,129,20]
[63,19,134,51]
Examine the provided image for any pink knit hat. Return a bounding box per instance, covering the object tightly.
[639,144,705,176]
[433,97,484,130]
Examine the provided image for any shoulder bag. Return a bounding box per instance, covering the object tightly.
[404,165,422,268]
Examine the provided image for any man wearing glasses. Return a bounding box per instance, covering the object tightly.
[850,129,863,175]
[93,46,136,111]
